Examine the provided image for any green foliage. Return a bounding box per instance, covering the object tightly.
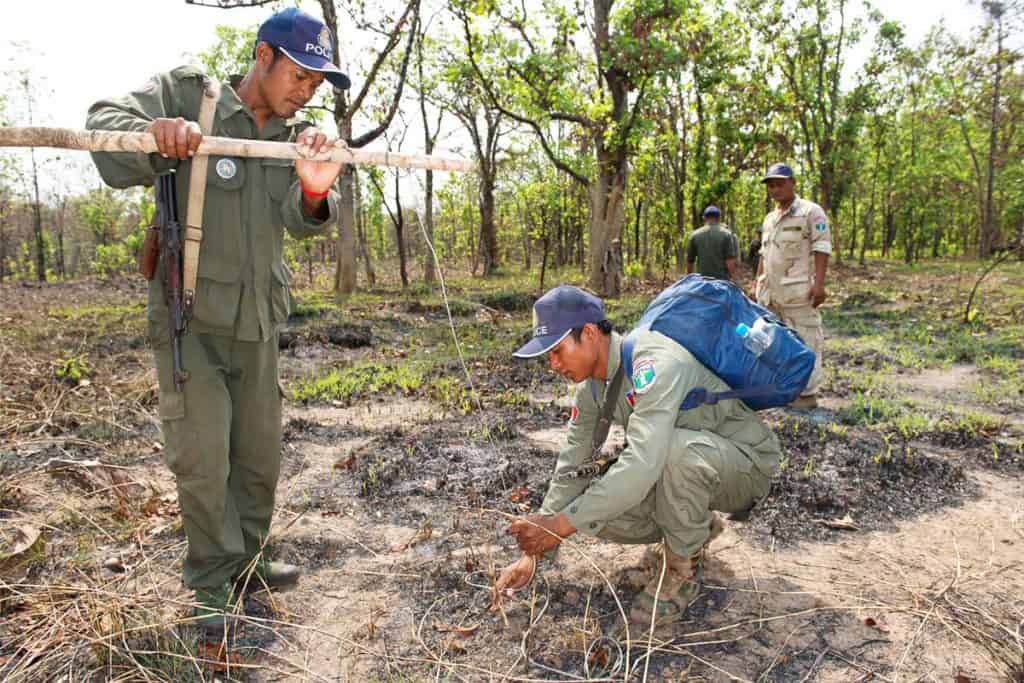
[78,188,124,247]
[90,243,134,279]
[196,25,258,82]
[54,356,92,383]
[291,363,425,404]
[839,393,901,425]
[427,376,476,414]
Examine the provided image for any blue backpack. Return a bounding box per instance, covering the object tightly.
[621,275,815,410]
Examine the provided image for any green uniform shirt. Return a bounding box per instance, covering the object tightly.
[685,224,738,280]
[541,331,780,535]
[85,65,339,342]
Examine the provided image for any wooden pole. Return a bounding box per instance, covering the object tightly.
[0,126,476,174]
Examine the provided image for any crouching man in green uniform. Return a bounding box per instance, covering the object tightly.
[86,8,351,634]
[497,286,781,625]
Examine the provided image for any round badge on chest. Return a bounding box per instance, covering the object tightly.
[215,158,238,180]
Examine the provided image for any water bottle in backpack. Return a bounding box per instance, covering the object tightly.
[735,319,774,357]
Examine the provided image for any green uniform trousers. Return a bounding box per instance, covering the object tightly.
[153,330,282,589]
[596,429,772,558]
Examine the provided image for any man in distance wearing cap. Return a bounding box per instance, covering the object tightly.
[86,7,351,634]
[685,205,740,283]
[754,164,831,409]
[495,286,780,625]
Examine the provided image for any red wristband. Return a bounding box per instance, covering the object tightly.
[301,184,329,200]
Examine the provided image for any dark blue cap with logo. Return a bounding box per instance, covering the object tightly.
[703,205,721,218]
[514,285,605,358]
[256,7,351,90]
[762,163,795,182]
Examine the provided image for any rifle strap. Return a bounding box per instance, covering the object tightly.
[590,364,625,459]
[182,76,221,314]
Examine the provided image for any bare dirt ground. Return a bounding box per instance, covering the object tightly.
[1,261,1023,681]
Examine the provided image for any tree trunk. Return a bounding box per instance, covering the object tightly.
[394,173,408,288]
[480,173,498,276]
[587,150,626,297]
[354,170,376,286]
[521,201,532,272]
[539,235,550,290]
[334,162,358,295]
[981,9,1004,258]
[422,169,436,282]
[0,199,6,283]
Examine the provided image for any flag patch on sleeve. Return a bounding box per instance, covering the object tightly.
[632,358,657,394]
[569,405,579,423]
[626,391,636,407]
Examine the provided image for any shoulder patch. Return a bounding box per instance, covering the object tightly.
[815,222,827,233]
[626,391,636,407]
[632,357,658,394]
[569,404,579,423]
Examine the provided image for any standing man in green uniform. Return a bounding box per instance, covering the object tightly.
[86,7,350,633]
[686,205,740,283]
[754,164,831,409]
[495,286,780,625]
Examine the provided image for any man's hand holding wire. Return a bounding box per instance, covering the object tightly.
[508,513,576,555]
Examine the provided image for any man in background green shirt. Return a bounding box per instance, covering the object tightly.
[686,205,739,283]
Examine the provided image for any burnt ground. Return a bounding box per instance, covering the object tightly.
[1,261,1023,681]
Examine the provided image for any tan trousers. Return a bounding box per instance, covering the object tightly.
[767,302,824,396]
[596,429,775,558]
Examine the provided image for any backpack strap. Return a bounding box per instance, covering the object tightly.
[591,364,625,457]
[679,384,779,410]
[182,76,221,316]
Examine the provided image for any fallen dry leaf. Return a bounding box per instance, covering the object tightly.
[863,617,889,633]
[508,486,530,503]
[817,515,859,531]
[0,524,43,561]
[432,618,480,638]
[199,641,244,673]
[334,454,356,471]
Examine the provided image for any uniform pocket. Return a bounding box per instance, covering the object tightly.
[270,261,292,324]
[192,278,242,330]
[157,389,197,476]
[195,158,244,284]
[776,227,805,260]
[261,158,295,203]
[778,275,811,307]
[158,389,185,421]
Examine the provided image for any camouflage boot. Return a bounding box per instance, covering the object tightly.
[191,582,239,636]
[629,545,703,626]
[638,513,725,575]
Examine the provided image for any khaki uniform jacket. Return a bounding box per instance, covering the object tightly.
[86,66,339,342]
[541,331,780,535]
[757,196,831,308]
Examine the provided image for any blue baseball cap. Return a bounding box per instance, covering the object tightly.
[763,163,795,182]
[703,205,721,218]
[256,8,351,90]
[514,285,605,358]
